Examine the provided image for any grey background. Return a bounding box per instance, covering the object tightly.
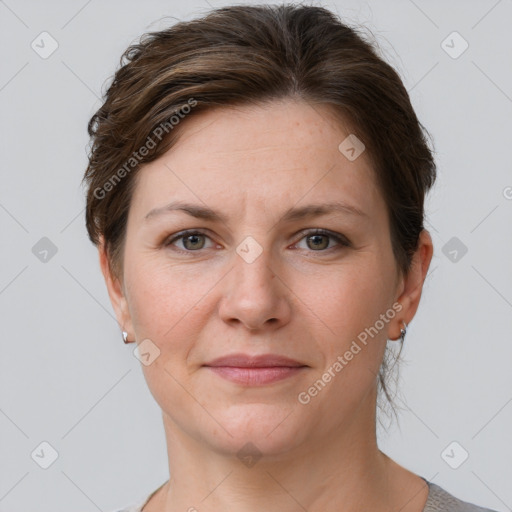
[1,0,511,511]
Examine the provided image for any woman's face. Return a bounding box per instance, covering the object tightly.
[103,99,428,457]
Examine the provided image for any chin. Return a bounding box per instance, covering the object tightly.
[203,403,309,459]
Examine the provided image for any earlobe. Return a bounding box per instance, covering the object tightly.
[391,230,434,340]
[98,237,134,340]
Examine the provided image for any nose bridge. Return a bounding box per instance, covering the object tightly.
[218,234,290,330]
[233,235,278,298]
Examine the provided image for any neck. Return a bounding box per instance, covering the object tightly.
[149,388,426,512]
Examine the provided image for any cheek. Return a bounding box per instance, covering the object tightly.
[302,261,393,399]
[307,262,392,339]
[124,255,217,343]
[124,259,210,404]
[301,268,390,409]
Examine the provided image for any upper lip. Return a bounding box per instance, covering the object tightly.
[204,353,307,368]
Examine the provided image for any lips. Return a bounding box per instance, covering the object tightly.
[203,353,306,368]
[203,353,308,386]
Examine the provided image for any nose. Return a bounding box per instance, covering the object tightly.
[218,243,292,332]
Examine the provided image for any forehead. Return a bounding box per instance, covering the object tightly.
[130,99,385,223]
[167,100,363,166]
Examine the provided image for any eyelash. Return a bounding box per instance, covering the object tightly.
[164,228,351,255]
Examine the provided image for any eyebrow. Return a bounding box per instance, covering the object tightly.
[144,200,368,223]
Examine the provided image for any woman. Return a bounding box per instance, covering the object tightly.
[83,4,497,512]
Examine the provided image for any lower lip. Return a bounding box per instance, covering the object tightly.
[205,366,306,385]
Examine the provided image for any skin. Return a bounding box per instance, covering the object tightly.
[99,99,434,512]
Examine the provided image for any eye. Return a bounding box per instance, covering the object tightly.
[294,229,350,252]
[165,230,215,252]
[164,228,350,254]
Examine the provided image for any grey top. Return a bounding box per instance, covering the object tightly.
[422,480,498,512]
[111,477,498,512]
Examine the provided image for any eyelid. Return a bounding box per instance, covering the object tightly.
[165,229,216,250]
[164,228,351,255]
[292,228,351,249]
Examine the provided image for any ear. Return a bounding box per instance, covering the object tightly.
[98,236,134,341]
[390,229,434,340]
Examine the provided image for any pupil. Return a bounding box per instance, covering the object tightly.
[185,234,203,249]
[309,234,327,250]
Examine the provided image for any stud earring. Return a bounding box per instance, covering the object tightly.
[399,321,407,343]
[389,321,407,342]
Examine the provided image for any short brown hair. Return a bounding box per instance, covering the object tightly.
[82,3,436,417]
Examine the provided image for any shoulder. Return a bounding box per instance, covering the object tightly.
[424,481,499,512]
[105,496,148,512]
[106,507,143,512]
[105,503,145,512]
[105,502,145,512]
[106,481,166,512]
[107,479,500,512]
